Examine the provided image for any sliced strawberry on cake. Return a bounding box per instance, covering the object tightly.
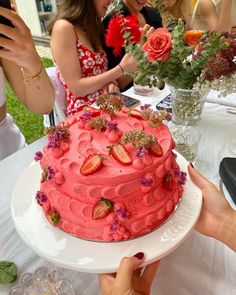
[80,154,105,175]
[83,106,101,117]
[129,109,143,120]
[148,143,163,157]
[92,197,114,220]
[109,143,132,165]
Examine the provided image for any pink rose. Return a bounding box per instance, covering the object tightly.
[142,28,172,62]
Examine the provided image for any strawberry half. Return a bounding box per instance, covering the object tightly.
[148,143,163,157]
[80,154,104,175]
[109,143,132,165]
[92,197,114,220]
[129,109,143,120]
[83,106,101,117]
[163,172,173,191]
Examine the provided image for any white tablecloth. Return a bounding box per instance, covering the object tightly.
[0,88,236,294]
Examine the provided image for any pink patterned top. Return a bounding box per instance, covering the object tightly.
[56,38,108,115]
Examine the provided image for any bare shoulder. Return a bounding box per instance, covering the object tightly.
[197,0,217,17]
[52,19,74,36]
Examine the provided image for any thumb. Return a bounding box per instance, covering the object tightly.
[115,253,144,290]
[188,164,212,190]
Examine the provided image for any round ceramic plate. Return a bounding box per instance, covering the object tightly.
[11,152,202,273]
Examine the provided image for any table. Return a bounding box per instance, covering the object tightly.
[1,89,236,295]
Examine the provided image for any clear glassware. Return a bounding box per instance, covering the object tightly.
[8,265,76,295]
[57,280,75,295]
[133,82,154,96]
[8,286,25,295]
[18,272,34,288]
[170,86,207,126]
[170,125,201,163]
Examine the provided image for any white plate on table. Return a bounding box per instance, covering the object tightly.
[11,152,202,273]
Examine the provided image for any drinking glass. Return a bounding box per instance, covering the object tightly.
[170,125,201,163]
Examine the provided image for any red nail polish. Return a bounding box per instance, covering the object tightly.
[133,252,144,260]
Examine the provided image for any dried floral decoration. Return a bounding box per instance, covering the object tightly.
[122,129,157,148]
[89,117,108,132]
[97,94,124,115]
[35,191,47,206]
[47,211,61,226]
[34,151,43,161]
[45,125,70,148]
[142,108,171,127]
[42,165,55,182]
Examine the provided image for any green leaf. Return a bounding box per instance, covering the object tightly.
[0,261,18,285]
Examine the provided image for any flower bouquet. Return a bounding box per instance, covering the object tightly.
[105,7,236,125]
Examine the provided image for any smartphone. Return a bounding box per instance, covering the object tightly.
[110,92,140,109]
[156,94,172,113]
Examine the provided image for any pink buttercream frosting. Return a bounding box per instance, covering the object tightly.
[38,109,184,241]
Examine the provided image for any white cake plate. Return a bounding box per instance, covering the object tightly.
[11,152,202,273]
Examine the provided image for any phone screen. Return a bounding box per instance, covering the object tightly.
[110,92,140,109]
[0,0,13,28]
[156,94,172,113]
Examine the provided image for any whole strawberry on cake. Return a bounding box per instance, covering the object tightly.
[34,95,186,242]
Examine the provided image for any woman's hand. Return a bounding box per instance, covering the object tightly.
[141,24,155,42]
[0,6,41,75]
[188,165,236,251]
[102,81,120,95]
[119,52,138,73]
[98,253,160,295]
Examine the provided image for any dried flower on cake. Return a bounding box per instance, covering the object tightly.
[107,120,119,132]
[97,94,124,115]
[88,117,108,132]
[79,110,92,123]
[45,125,70,148]
[34,151,43,162]
[139,177,154,187]
[35,191,47,206]
[42,165,55,182]
[122,129,157,149]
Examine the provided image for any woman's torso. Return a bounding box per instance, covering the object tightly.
[56,30,108,115]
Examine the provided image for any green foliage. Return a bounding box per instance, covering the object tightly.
[125,21,228,89]
[0,261,17,285]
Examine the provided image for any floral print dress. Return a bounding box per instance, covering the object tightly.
[56,39,108,115]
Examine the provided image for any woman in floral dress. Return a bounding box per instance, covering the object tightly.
[48,0,137,116]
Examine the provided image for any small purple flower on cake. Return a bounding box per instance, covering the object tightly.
[48,132,60,148]
[135,147,148,158]
[174,169,187,185]
[140,104,152,111]
[107,120,119,132]
[34,151,43,162]
[42,166,55,182]
[116,208,129,219]
[36,191,47,206]
[139,177,154,187]
[110,220,119,233]
[79,111,92,123]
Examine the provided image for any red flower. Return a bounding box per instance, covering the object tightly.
[105,14,142,56]
[142,28,172,62]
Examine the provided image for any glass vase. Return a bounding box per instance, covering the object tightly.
[170,86,207,126]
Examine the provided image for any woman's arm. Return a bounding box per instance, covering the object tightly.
[188,165,236,252]
[0,7,55,114]
[50,20,137,98]
[197,0,233,32]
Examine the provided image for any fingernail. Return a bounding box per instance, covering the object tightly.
[133,252,144,260]
[190,162,194,168]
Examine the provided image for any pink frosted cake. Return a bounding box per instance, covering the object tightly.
[34,98,186,242]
